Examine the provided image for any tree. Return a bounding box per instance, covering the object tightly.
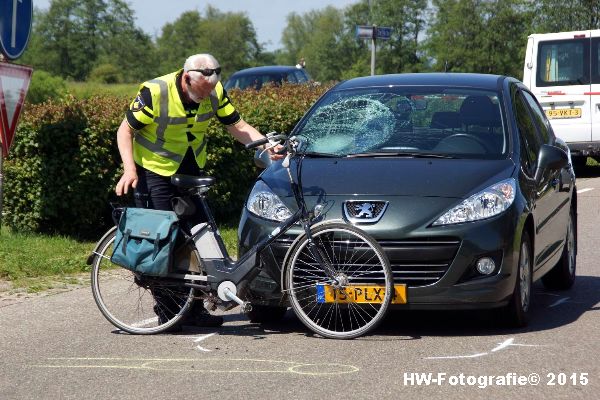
[533,0,600,32]
[426,0,533,78]
[280,7,357,82]
[155,7,261,77]
[346,0,428,74]
[21,0,155,82]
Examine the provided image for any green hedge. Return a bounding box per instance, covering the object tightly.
[3,83,330,238]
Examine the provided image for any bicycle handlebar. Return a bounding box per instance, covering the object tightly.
[244,137,270,150]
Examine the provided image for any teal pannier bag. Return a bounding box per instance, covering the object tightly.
[111,208,179,277]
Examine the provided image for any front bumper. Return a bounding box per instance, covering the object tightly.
[238,206,521,310]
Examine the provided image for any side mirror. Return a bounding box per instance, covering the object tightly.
[534,144,568,182]
[254,149,272,169]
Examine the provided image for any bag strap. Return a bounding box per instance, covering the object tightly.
[152,232,160,260]
[122,229,131,256]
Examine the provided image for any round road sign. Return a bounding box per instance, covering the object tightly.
[0,0,33,60]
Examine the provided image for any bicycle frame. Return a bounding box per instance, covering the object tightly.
[170,138,327,309]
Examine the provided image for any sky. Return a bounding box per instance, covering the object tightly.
[34,0,361,51]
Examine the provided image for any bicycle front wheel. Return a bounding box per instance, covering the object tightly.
[90,229,195,334]
[285,222,393,339]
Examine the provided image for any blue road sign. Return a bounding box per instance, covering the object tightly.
[375,27,393,40]
[0,0,33,60]
[356,25,374,39]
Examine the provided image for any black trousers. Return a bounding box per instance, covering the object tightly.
[133,148,207,318]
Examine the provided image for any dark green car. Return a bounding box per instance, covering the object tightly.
[238,73,577,327]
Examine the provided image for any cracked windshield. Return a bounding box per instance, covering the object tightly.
[296,87,507,159]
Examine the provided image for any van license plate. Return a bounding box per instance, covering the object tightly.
[316,284,407,304]
[545,108,582,119]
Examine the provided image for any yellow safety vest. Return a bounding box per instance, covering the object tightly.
[130,70,237,176]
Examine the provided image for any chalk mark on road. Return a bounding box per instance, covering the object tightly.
[33,357,360,375]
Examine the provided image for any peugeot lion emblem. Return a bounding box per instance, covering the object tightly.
[343,200,388,223]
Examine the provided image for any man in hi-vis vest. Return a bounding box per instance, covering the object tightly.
[115,54,282,329]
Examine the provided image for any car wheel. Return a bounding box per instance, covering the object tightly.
[504,230,533,328]
[247,305,288,323]
[542,209,576,290]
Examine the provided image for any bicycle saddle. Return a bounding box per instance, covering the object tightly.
[171,174,216,188]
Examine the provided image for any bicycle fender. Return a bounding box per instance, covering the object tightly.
[86,226,117,265]
[279,219,345,290]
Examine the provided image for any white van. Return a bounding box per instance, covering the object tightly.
[523,30,600,165]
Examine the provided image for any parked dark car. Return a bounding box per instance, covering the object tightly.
[224,66,311,91]
[239,73,577,328]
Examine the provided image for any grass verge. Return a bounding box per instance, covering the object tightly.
[0,225,238,293]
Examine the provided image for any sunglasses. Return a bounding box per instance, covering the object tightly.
[189,67,222,77]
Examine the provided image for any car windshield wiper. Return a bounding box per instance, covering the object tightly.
[346,151,458,159]
[301,151,342,158]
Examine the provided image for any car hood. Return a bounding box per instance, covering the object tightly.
[261,157,516,199]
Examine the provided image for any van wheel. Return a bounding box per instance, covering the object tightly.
[542,209,576,290]
[503,231,532,328]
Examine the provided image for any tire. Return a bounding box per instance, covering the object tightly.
[247,305,288,323]
[504,230,533,328]
[285,222,393,339]
[542,209,576,290]
[90,229,195,334]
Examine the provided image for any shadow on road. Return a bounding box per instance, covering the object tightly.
[574,163,600,178]
[179,275,600,341]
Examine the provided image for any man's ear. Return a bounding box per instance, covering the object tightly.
[185,74,191,85]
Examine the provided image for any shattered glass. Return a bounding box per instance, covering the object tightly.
[298,95,397,155]
[294,86,507,159]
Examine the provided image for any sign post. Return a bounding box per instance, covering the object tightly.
[356,25,393,76]
[0,0,33,233]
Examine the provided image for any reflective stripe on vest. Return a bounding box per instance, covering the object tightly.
[134,78,219,164]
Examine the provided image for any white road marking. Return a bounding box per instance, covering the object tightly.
[130,317,158,328]
[577,188,594,194]
[426,338,543,360]
[180,333,217,352]
[491,338,514,352]
[425,353,488,360]
[549,297,570,308]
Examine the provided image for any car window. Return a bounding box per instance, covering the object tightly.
[294,70,309,82]
[286,72,298,83]
[521,91,554,144]
[295,87,507,159]
[536,38,590,87]
[513,90,540,168]
[593,38,600,84]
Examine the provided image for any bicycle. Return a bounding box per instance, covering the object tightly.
[88,134,394,339]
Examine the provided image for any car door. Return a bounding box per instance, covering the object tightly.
[513,88,555,269]
[521,89,570,267]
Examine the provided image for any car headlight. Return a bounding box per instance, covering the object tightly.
[246,180,293,222]
[433,178,516,226]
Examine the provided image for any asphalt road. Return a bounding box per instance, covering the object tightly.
[1,172,599,400]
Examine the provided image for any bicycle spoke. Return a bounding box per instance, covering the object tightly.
[287,224,392,339]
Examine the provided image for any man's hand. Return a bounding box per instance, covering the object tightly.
[266,143,285,160]
[115,169,138,196]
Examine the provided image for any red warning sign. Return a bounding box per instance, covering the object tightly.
[0,62,32,157]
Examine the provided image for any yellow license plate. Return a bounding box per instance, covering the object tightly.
[316,284,407,304]
[545,108,582,119]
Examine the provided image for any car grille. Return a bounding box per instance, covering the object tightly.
[270,236,460,288]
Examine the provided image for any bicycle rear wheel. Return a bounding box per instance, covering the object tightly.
[285,222,393,339]
[90,230,195,334]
